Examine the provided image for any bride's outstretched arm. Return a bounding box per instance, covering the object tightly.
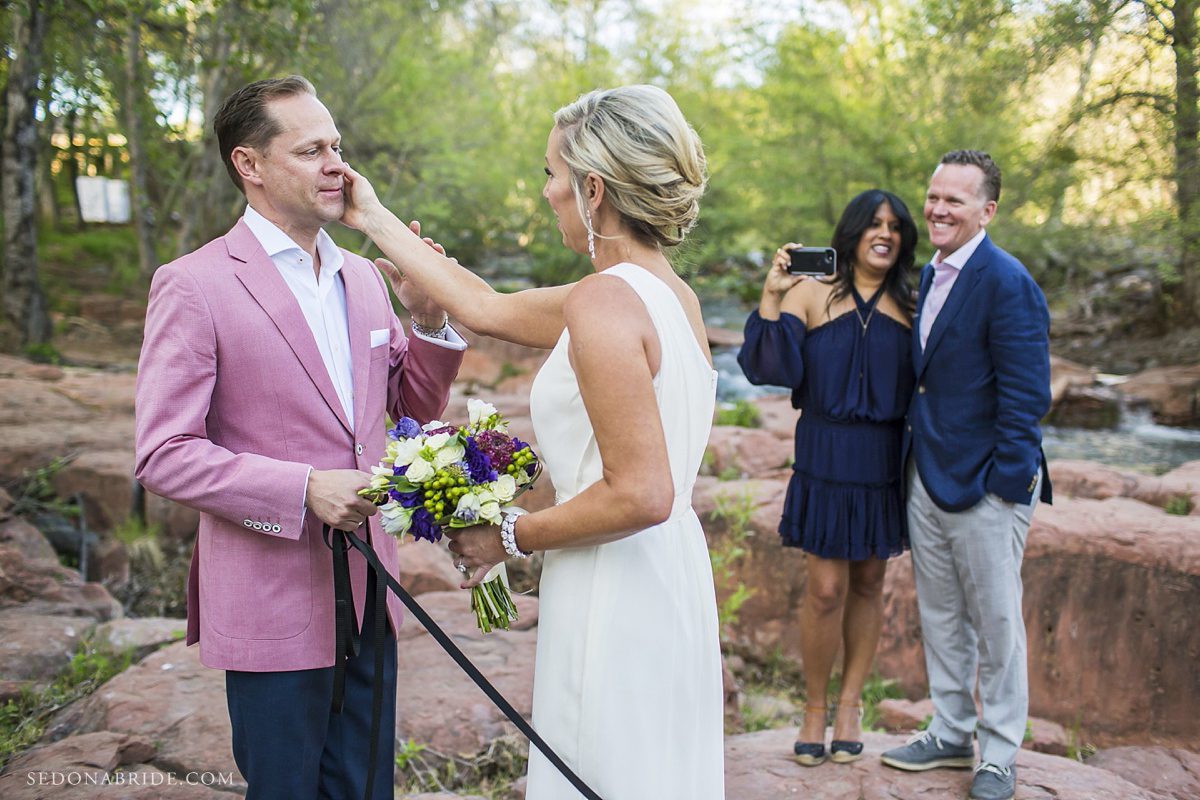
[341,165,572,349]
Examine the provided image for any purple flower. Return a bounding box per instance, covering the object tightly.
[389,488,421,508]
[463,437,498,484]
[410,507,441,543]
[390,417,421,440]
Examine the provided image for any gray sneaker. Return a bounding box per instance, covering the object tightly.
[969,763,1016,800]
[880,729,974,771]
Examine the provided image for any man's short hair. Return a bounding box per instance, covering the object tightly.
[214,75,316,192]
[939,149,1001,203]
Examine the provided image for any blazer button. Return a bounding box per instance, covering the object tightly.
[907,424,912,432]
[356,443,364,455]
[918,385,926,394]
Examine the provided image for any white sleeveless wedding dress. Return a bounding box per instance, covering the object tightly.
[524,263,725,800]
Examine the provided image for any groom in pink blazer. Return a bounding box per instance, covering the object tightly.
[134,76,464,799]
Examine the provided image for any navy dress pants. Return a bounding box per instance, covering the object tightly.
[225,591,397,800]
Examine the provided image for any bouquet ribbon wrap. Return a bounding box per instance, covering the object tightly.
[322,524,604,800]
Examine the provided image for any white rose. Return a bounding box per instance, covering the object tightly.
[435,442,465,468]
[492,474,517,503]
[405,457,435,483]
[391,438,423,467]
[479,499,501,523]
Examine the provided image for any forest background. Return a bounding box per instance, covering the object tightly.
[0,0,1190,360]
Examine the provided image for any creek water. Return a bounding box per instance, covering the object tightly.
[712,348,1200,475]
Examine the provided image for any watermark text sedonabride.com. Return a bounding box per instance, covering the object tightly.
[26,770,235,787]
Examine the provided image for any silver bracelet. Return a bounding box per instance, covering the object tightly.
[410,314,449,340]
[499,509,529,558]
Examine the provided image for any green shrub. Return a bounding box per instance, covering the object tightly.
[1165,496,1192,515]
[714,399,761,428]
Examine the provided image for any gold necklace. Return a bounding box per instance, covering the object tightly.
[853,303,877,334]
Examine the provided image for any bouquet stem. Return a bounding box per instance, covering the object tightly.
[470,563,519,633]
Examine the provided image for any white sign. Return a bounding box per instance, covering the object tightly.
[76,177,131,224]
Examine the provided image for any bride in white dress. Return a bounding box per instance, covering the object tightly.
[342,84,725,800]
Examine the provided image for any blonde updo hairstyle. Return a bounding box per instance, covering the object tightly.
[553,85,707,249]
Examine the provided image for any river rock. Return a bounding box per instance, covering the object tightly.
[396,590,539,757]
[695,472,1200,748]
[0,485,13,513]
[723,727,1170,799]
[44,641,240,787]
[0,516,58,562]
[1050,459,1200,514]
[92,618,186,662]
[0,731,232,800]
[0,545,121,619]
[1086,746,1200,800]
[1049,354,1095,404]
[1119,364,1200,426]
[1046,384,1121,428]
[703,426,792,479]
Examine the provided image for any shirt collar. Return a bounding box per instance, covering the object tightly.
[932,228,987,272]
[242,204,344,273]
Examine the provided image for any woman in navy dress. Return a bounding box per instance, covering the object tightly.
[738,189,917,766]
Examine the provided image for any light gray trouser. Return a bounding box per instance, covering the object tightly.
[906,461,1038,768]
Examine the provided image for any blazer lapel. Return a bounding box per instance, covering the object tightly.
[340,258,373,436]
[914,263,933,372]
[920,236,992,369]
[226,221,354,435]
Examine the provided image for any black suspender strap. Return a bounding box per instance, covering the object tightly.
[323,524,604,800]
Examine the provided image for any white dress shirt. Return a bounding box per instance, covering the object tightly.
[919,228,987,349]
[242,205,467,431]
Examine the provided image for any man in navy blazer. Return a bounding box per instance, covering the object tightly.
[881,150,1052,800]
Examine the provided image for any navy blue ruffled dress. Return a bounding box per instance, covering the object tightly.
[737,288,914,560]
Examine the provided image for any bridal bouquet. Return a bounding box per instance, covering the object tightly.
[359,399,541,633]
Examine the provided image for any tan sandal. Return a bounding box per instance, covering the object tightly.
[830,701,864,763]
[793,704,828,766]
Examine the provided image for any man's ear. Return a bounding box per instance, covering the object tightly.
[231,145,264,188]
[980,199,998,227]
[584,172,605,212]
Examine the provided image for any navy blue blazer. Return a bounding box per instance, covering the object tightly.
[902,234,1054,512]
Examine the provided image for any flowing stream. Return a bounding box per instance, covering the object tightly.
[711,348,1200,475]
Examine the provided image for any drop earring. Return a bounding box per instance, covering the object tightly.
[586,209,596,260]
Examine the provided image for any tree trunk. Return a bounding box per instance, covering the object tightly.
[2,0,53,349]
[123,5,157,276]
[1175,0,1200,323]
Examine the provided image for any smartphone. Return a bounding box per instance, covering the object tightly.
[787,246,837,276]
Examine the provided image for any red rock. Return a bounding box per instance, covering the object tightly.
[1049,354,1095,407]
[723,727,1172,799]
[0,732,230,800]
[1119,365,1200,426]
[0,354,65,381]
[704,426,792,479]
[396,539,467,595]
[0,516,58,562]
[1086,746,1200,800]
[0,545,121,619]
[396,590,539,756]
[1027,716,1070,757]
[875,698,934,733]
[0,678,28,704]
[0,485,12,513]
[93,617,186,661]
[46,640,243,792]
[695,475,1200,749]
[1050,459,1200,514]
[0,612,93,681]
[747,395,800,440]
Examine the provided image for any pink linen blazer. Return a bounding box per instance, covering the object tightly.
[134,220,462,672]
